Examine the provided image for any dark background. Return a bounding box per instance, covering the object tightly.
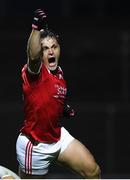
[0,0,130,178]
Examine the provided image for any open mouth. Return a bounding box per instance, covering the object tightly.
[48,57,55,63]
[48,57,56,67]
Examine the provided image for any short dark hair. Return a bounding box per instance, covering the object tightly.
[40,28,60,44]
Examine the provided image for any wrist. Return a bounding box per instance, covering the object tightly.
[32,17,41,30]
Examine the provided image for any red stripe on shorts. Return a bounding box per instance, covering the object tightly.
[25,141,33,174]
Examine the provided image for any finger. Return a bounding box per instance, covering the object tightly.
[41,15,46,20]
[39,12,46,16]
[36,9,45,14]
[35,9,42,13]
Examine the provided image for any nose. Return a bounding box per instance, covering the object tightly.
[48,48,53,55]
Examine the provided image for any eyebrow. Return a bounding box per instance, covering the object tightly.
[42,43,57,49]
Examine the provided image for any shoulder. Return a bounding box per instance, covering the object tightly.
[21,64,28,84]
[57,66,63,74]
[22,64,27,73]
[21,64,44,84]
[56,66,64,79]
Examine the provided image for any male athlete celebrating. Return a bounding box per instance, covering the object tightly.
[16,9,101,179]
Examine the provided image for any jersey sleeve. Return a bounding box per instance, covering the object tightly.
[21,64,30,86]
[21,64,42,86]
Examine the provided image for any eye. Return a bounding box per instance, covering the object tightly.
[43,46,48,51]
[52,45,58,49]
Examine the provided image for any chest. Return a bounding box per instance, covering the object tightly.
[23,72,67,103]
[41,75,67,100]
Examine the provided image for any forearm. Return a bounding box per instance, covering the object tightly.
[27,29,41,60]
[26,9,46,74]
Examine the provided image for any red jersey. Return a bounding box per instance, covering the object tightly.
[20,64,67,142]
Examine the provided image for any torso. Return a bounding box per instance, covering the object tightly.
[20,64,67,142]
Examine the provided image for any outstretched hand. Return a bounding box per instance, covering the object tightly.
[32,9,47,31]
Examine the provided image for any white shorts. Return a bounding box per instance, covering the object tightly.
[16,127,74,175]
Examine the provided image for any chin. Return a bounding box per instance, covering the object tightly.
[49,66,57,71]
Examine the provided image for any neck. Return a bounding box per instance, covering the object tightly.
[50,68,58,75]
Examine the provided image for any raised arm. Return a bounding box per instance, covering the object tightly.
[27,9,47,74]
